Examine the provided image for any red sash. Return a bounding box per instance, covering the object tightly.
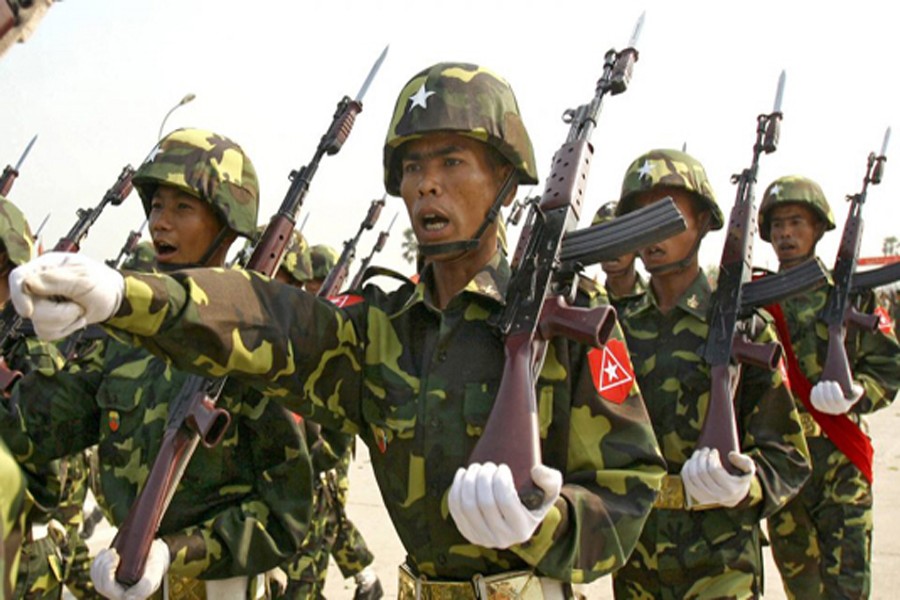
[765,302,873,483]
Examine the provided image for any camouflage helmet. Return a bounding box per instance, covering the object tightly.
[618,149,723,231]
[592,201,619,226]
[383,62,539,196]
[121,240,157,272]
[0,196,34,266]
[133,128,259,238]
[280,230,314,283]
[758,175,836,242]
[310,244,339,281]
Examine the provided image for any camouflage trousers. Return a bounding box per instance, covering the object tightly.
[766,436,873,600]
[275,465,374,599]
[612,506,763,599]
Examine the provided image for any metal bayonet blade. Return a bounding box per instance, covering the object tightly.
[628,11,646,49]
[355,45,389,102]
[15,134,37,171]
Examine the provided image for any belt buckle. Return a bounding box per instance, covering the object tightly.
[474,570,544,599]
[653,474,686,510]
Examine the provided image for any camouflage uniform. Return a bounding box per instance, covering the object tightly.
[121,240,157,272]
[0,196,94,600]
[0,130,314,598]
[760,176,900,600]
[275,239,379,599]
[1,435,27,600]
[611,152,811,599]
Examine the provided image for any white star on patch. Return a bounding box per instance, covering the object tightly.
[407,83,435,112]
[637,159,654,180]
[604,362,620,381]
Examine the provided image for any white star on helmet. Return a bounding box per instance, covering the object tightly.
[407,83,436,112]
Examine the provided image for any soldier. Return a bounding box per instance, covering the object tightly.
[758,175,900,599]
[0,129,313,600]
[610,150,811,598]
[10,62,667,598]
[268,234,383,599]
[120,240,156,272]
[0,196,94,600]
[591,201,646,312]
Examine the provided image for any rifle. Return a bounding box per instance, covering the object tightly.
[0,164,133,392]
[319,196,384,296]
[695,72,787,472]
[819,128,890,395]
[0,135,37,197]
[111,46,388,586]
[349,210,397,290]
[106,219,148,269]
[468,13,687,507]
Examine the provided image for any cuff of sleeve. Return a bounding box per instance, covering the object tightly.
[107,275,171,336]
[509,497,564,566]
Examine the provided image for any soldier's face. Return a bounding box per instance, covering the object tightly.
[600,253,636,278]
[149,185,224,265]
[398,133,512,260]
[769,203,822,268]
[633,188,704,271]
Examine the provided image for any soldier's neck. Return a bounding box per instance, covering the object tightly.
[650,264,699,314]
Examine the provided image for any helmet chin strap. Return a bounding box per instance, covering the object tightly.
[645,213,710,276]
[417,170,517,258]
[155,227,231,273]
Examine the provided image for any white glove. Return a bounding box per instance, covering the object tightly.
[90,538,170,600]
[448,462,562,549]
[9,251,124,340]
[681,448,755,508]
[810,380,864,415]
[266,567,288,596]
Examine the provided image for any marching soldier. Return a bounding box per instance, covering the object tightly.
[9,63,668,598]
[0,129,313,599]
[610,150,811,599]
[759,175,900,599]
[305,244,339,296]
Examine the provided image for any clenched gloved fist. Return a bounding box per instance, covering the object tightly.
[9,251,124,341]
[810,379,864,415]
[448,462,562,549]
[681,448,755,509]
[90,538,170,600]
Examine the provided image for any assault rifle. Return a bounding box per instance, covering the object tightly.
[819,128,890,395]
[111,46,388,586]
[468,14,687,507]
[106,218,148,269]
[319,195,384,296]
[0,135,36,197]
[0,164,133,391]
[348,211,397,290]
[695,73,788,471]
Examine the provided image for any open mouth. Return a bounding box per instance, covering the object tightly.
[154,241,178,260]
[421,213,450,232]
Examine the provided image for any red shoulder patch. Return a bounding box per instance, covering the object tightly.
[875,306,895,336]
[328,294,364,308]
[588,338,635,404]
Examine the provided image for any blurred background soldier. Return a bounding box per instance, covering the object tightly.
[591,200,646,312]
[759,175,900,599]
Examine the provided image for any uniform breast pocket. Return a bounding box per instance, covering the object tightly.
[96,374,146,440]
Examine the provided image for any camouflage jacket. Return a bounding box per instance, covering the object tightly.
[620,271,811,519]
[0,332,313,580]
[776,282,900,415]
[103,250,666,584]
[1,437,26,600]
[606,272,647,315]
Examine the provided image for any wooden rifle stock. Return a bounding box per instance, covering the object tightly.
[0,165,17,197]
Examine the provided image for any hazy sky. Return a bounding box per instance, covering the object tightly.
[2,1,898,280]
